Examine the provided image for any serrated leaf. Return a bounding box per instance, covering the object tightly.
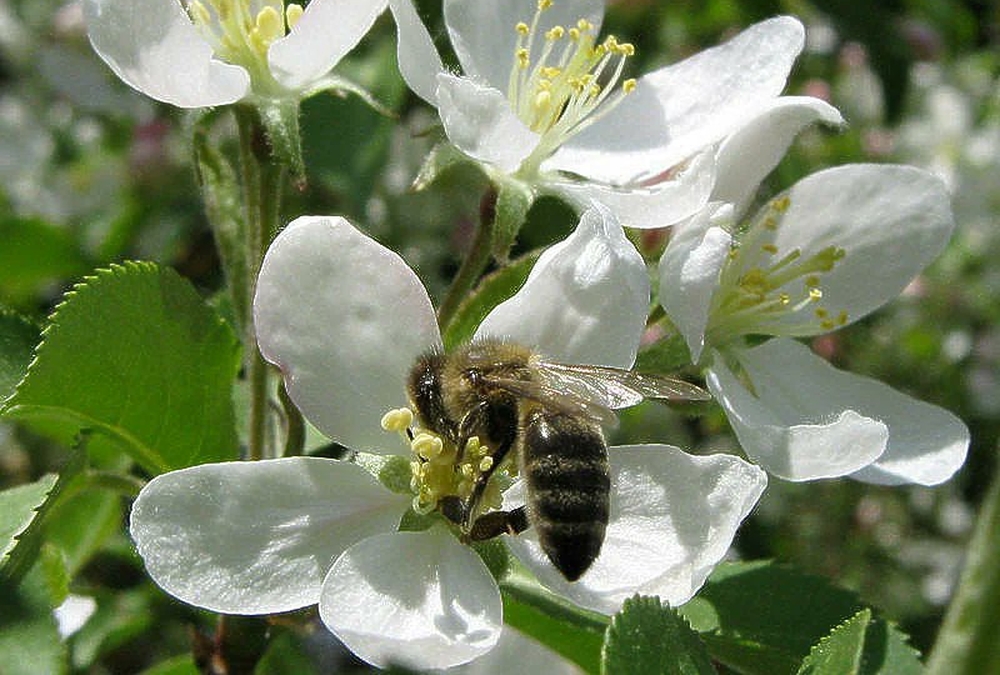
[3,262,241,474]
[0,450,84,584]
[682,561,923,675]
[0,310,39,403]
[797,609,870,675]
[0,474,58,569]
[603,595,715,675]
[442,249,541,350]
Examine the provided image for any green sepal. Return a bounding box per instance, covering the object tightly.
[491,177,535,263]
[442,248,541,350]
[256,98,304,184]
[602,595,716,675]
[635,332,698,374]
[192,118,247,333]
[354,451,413,495]
[411,142,474,192]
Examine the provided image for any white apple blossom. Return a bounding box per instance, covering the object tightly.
[395,0,842,228]
[130,208,765,670]
[659,163,969,484]
[83,0,439,107]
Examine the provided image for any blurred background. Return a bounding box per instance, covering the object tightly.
[0,0,997,671]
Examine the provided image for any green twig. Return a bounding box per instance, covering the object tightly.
[436,189,498,332]
[235,106,285,461]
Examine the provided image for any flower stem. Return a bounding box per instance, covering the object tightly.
[926,466,1000,674]
[235,105,285,461]
[436,189,498,332]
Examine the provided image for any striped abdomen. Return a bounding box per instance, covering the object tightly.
[520,408,610,581]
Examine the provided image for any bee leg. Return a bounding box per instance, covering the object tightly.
[468,506,529,541]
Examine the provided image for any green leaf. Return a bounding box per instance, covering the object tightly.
[138,655,199,675]
[441,249,541,350]
[797,609,870,675]
[0,217,91,306]
[0,555,69,675]
[1,450,83,584]
[492,178,535,262]
[3,262,241,475]
[602,595,715,675]
[0,475,58,572]
[797,608,923,675]
[500,566,607,674]
[0,310,39,403]
[681,561,923,675]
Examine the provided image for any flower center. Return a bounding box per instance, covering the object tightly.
[707,195,848,344]
[186,0,303,91]
[508,0,637,173]
[381,408,510,518]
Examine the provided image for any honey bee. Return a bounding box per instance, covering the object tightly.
[407,338,710,581]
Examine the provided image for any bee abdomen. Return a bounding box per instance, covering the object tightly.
[521,410,610,581]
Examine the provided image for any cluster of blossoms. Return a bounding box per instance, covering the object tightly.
[86,0,970,670]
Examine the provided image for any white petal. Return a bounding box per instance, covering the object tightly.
[84,0,249,107]
[545,150,716,229]
[475,205,648,368]
[444,0,603,90]
[548,16,805,183]
[763,164,955,335]
[658,208,734,362]
[436,73,539,173]
[451,626,584,675]
[320,528,502,669]
[130,457,409,615]
[507,446,766,613]
[389,0,445,104]
[708,339,891,480]
[268,0,387,90]
[713,96,844,214]
[254,216,441,453]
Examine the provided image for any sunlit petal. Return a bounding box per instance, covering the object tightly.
[84,0,249,107]
[436,73,539,173]
[268,0,387,90]
[507,445,766,613]
[548,16,805,183]
[254,216,440,453]
[713,96,844,214]
[320,528,502,669]
[130,457,408,614]
[476,205,648,368]
[444,0,603,90]
[707,339,890,480]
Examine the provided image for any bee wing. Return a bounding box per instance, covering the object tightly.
[535,361,711,409]
[485,376,619,426]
